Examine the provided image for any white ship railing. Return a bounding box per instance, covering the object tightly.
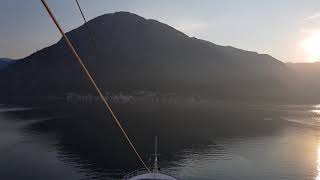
[123,168,150,179]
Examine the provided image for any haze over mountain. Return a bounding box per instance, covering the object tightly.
[286,62,320,101]
[0,12,299,104]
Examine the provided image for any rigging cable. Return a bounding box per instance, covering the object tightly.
[74,0,104,64]
[39,0,149,171]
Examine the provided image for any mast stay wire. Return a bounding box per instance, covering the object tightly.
[74,0,104,64]
[39,0,150,171]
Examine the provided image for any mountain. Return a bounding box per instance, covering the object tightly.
[0,12,295,104]
[287,61,320,78]
[286,62,320,102]
[0,58,15,70]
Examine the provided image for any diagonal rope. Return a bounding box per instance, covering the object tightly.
[74,0,104,64]
[39,0,149,171]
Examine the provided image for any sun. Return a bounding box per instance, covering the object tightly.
[301,31,320,62]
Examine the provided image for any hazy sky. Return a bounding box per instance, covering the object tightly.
[1,0,320,62]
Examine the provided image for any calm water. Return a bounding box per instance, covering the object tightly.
[1,103,320,179]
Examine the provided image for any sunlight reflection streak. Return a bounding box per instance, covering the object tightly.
[317,145,320,180]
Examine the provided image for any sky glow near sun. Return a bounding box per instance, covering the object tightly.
[301,30,320,62]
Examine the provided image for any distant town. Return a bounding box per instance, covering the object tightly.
[65,91,209,104]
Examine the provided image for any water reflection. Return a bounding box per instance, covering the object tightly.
[2,103,320,179]
[311,104,320,115]
[317,145,320,180]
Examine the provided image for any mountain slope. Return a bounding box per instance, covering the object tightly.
[0,12,294,103]
[286,62,320,102]
[0,58,15,70]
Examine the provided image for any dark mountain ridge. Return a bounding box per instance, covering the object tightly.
[0,12,296,104]
[0,58,16,70]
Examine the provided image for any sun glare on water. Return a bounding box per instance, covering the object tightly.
[317,145,320,180]
[301,31,320,62]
